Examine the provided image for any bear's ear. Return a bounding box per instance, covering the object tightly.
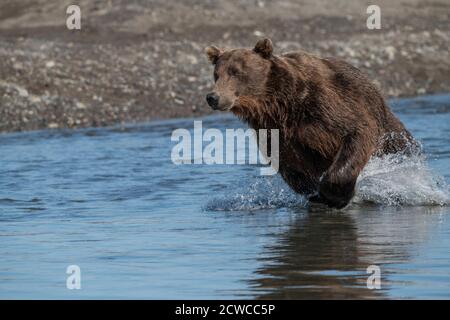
[253,38,273,59]
[205,45,223,65]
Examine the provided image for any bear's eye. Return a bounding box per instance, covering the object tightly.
[213,71,219,82]
[228,67,239,77]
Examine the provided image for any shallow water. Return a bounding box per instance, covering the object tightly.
[0,94,449,299]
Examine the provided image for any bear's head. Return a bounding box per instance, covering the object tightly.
[205,38,273,111]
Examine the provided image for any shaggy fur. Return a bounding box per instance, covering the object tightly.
[205,38,417,208]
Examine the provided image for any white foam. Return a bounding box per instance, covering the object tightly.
[354,152,449,206]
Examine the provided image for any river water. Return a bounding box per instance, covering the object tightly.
[0,94,449,299]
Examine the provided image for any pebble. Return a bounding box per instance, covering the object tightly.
[45,61,55,68]
[76,102,87,110]
[17,86,29,98]
[48,123,59,129]
[253,30,264,37]
[384,46,396,61]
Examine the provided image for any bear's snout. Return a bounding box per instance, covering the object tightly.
[206,92,220,110]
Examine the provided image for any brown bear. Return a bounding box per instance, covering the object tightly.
[204,38,417,209]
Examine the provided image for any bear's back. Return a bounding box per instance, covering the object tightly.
[282,51,405,133]
[280,50,414,155]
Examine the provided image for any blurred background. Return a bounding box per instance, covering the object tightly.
[0,0,449,132]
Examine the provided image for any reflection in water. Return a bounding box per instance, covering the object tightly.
[251,205,447,299]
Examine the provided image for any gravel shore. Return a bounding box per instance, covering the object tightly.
[0,0,449,132]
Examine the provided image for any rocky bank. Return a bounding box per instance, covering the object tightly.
[0,0,449,132]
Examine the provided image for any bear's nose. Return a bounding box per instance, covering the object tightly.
[206,92,220,109]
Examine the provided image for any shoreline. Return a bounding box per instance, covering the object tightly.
[1,0,449,133]
[2,92,449,137]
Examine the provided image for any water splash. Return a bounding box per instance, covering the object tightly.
[354,152,449,206]
[205,153,448,211]
[204,175,307,211]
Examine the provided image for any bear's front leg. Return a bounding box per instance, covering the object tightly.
[313,131,374,209]
[315,175,357,209]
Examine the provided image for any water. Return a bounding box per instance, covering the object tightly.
[0,94,449,299]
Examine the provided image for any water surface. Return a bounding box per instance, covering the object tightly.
[0,94,449,299]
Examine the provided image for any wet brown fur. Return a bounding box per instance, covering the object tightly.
[206,39,417,209]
